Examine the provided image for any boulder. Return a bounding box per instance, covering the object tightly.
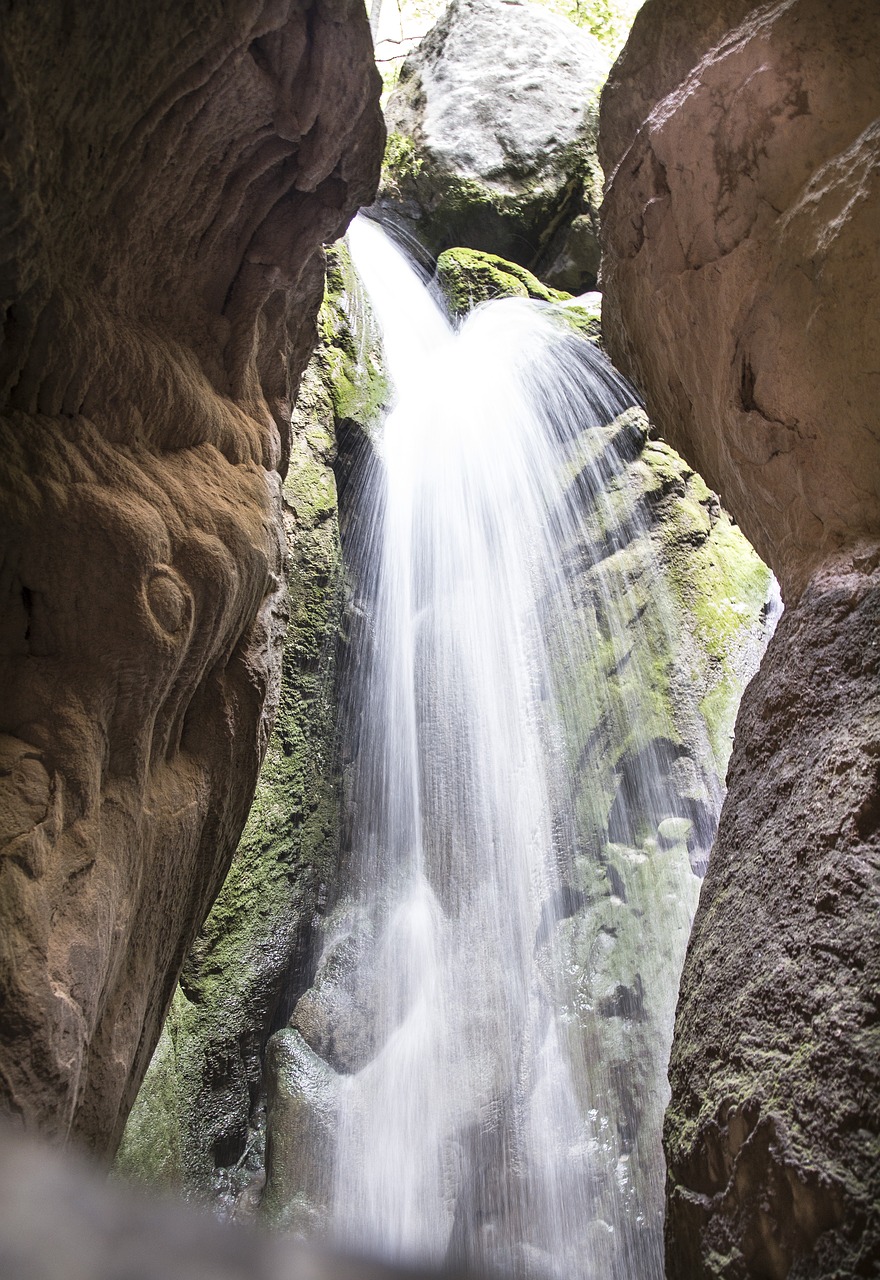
[0,0,383,1154]
[436,247,570,316]
[380,0,610,289]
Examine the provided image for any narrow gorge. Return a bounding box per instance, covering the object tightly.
[0,2,877,1279]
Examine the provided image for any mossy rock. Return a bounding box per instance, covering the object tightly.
[436,245,601,341]
[550,409,773,862]
[437,246,569,315]
[317,242,388,428]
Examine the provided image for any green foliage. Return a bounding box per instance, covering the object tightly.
[535,0,642,55]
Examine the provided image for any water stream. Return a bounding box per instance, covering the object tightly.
[281,217,770,1278]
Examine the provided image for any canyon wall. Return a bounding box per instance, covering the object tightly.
[114,244,388,1210]
[600,0,880,1273]
[0,0,383,1155]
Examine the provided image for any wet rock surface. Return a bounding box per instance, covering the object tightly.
[0,0,383,1153]
[380,0,609,288]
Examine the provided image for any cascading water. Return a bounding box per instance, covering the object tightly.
[278,217,772,1278]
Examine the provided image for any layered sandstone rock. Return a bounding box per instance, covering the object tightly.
[113,245,386,1208]
[600,0,880,1272]
[0,0,383,1155]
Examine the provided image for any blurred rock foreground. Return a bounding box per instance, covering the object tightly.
[0,1127,472,1280]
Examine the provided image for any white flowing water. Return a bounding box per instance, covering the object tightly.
[286,217,762,1278]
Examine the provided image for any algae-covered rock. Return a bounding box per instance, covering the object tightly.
[437,246,602,341]
[551,407,773,870]
[113,247,384,1212]
[528,404,772,1254]
[317,244,388,430]
[380,0,609,289]
[437,247,569,315]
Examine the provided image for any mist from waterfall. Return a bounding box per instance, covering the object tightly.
[284,216,759,1279]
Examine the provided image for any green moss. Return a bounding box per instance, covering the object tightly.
[382,124,600,280]
[115,1017,183,1188]
[435,246,600,341]
[381,130,424,188]
[436,246,571,316]
[318,243,388,428]
[549,412,771,857]
[652,450,772,769]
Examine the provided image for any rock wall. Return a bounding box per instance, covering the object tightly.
[0,0,383,1155]
[666,553,880,1278]
[599,0,880,1273]
[600,0,880,602]
[114,245,387,1211]
[114,366,344,1211]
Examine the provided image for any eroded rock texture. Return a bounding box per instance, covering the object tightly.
[600,0,880,1273]
[115,255,357,1208]
[600,0,880,602]
[0,0,383,1155]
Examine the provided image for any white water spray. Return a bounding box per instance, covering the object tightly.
[281,217,771,1278]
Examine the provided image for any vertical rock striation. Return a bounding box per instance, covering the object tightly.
[0,0,383,1155]
[600,0,880,1272]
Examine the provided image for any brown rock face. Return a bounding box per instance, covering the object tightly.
[0,0,383,1153]
[600,0,880,602]
[666,552,880,1277]
[600,0,880,1273]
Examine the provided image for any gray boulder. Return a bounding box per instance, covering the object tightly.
[380,0,610,289]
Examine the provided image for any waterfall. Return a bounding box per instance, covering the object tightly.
[279,216,755,1278]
